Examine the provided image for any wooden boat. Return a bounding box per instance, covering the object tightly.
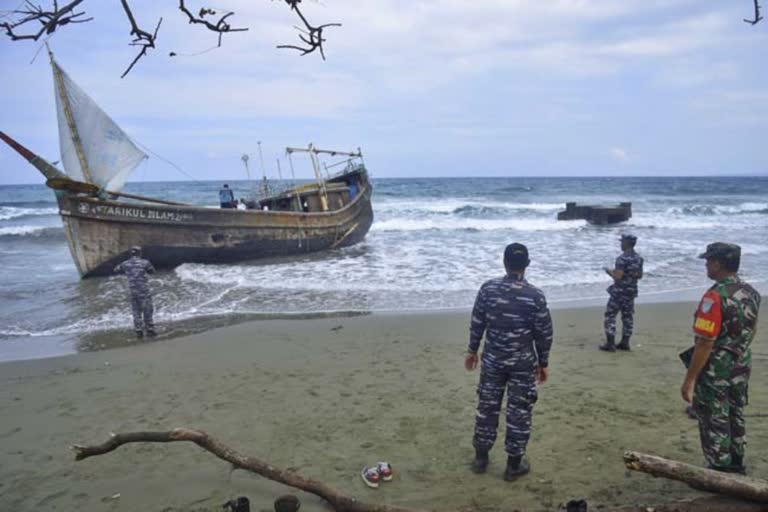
[0,51,373,278]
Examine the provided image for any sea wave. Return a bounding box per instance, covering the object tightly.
[0,200,56,208]
[0,226,65,239]
[667,202,768,216]
[371,217,585,232]
[0,206,59,221]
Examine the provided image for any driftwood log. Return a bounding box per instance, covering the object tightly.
[72,428,422,512]
[624,451,768,504]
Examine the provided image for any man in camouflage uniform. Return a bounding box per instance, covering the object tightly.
[465,243,553,481]
[681,242,761,474]
[114,246,157,338]
[600,234,644,352]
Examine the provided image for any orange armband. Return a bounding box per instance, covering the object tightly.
[693,290,722,340]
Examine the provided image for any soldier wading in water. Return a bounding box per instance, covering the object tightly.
[114,246,157,338]
[465,243,553,481]
[682,242,761,474]
[600,234,644,352]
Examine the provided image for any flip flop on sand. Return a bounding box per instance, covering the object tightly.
[361,466,381,488]
[376,461,394,481]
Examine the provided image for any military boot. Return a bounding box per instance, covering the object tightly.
[616,335,631,351]
[503,455,530,481]
[470,448,489,474]
[135,330,144,339]
[730,454,747,475]
[599,334,616,352]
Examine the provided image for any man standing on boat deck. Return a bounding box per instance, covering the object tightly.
[600,234,643,352]
[114,246,157,339]
[219,184,235,208]
[465,243,553,481]
[682,242,760,474]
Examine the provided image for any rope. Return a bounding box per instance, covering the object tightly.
[134,141,205,184]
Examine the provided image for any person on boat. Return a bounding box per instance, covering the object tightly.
[114,246,157,338]
[465,243,553,481]
[219,184,235,208]
[599,234,643,352]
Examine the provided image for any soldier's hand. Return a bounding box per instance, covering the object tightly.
[464,352,478,371]
[536,367,548,384]
[680,378,695,403]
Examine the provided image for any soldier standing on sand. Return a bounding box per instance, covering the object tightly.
[600,234,643,352]
[114,246,157,339]
[681,242,761,474]
[465,243,553,481]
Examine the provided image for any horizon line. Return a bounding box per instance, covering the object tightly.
[2,173,768,187]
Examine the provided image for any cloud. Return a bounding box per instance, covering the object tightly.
[607,147,630,162]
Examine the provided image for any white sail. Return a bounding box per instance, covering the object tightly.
[52,60,146,192]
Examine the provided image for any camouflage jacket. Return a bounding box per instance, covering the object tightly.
[609,250,643,298]
[693,275,761,378]
[114,256,155,295]
[468,273,553,370]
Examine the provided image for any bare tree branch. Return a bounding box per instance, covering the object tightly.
[178,0,248,49]
[119,0,162,78]
[72,428,422,512]
[277,0,341,60]
[0,0,92,41]
[744,0,763,25]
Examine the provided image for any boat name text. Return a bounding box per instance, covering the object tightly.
[77,202,193,222]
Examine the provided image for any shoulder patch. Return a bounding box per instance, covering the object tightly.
[700,297,715,314]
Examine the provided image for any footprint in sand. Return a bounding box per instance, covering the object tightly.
[36,490,68,507]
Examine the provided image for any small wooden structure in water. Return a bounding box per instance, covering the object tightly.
[557,202,632,225]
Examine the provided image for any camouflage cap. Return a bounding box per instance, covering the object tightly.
[620,234,637,242]
[698,242,740,262]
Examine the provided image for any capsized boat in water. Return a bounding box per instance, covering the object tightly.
[0,50,373,278]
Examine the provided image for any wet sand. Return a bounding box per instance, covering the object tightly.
[0,302,766,512]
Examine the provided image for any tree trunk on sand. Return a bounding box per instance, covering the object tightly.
[72,428,423,512]
[623,451,768,504]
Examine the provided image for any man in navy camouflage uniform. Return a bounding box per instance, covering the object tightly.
[114,246,157,338]
[600,234,644,352]
[681,242,761,474]
[465,243,553,481]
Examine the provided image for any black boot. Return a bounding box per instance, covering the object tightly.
[504,455,530,481]
[135,330,144,339]
[730,454,747,475]
[470,447,489,474]
[616,335,631,351]
[599,334,616,352]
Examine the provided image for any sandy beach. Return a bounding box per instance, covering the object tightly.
[1,302,766,512]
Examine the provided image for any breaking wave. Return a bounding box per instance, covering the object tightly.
[667,202,768,216]
[0,226,65,239]
[0,206,59,221]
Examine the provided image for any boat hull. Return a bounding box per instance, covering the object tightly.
[57,184,374,277]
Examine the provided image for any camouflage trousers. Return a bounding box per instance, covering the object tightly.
[604,292,634,338]
[693,371,749,469]
[473,364,538,457]
[130,293,154,332]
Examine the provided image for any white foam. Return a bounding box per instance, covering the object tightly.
[371,217,585,232]
[0,225,50,236]
[0,207,58,221]
[375,199,563,215]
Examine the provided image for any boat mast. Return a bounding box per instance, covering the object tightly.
[48,45,94,185]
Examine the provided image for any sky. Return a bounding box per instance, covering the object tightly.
[1,0,767,184]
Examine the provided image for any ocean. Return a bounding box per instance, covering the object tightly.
[0,176,766,361]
